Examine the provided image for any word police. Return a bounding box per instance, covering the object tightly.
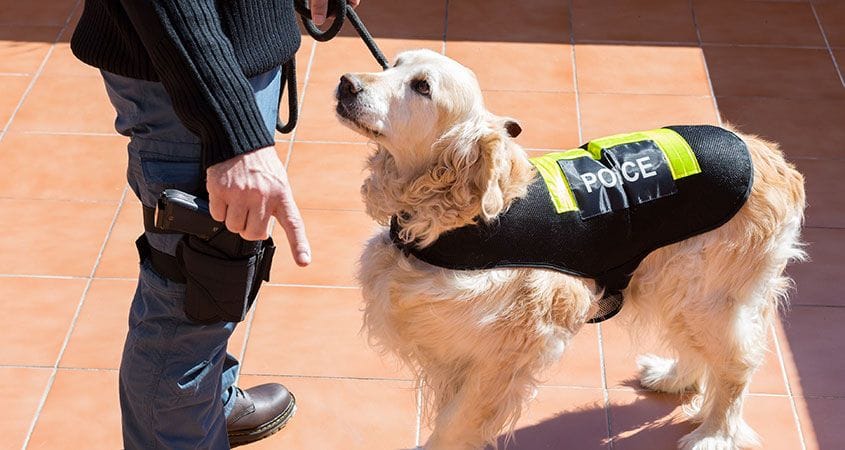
[579,156,658,193]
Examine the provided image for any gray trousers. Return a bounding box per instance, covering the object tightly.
[102,68,281,450]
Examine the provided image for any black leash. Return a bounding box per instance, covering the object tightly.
[276,0,389,134]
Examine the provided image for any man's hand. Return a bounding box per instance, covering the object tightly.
[309,0,361,26]
[207,146,311,266]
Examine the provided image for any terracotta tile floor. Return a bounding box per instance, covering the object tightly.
[0,0,842,449]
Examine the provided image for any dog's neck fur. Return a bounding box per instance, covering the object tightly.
[361,128,536,247]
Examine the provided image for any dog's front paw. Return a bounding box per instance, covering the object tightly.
[679,433,736,450]
[678,421,760,450]
[637,354,698,394]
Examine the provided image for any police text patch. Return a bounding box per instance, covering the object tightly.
[557,140,677,219]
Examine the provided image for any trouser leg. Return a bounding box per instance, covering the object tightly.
[102,68,282,449]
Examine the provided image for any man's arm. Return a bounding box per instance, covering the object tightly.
[119,0,287,167]
[118,0,310,264]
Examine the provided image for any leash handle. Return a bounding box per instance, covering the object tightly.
[294,0,347,42]
[277,0,389,134]
[293,0,389,67]
[275,58,298,134]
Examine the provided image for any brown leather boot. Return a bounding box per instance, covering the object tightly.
[227,383,296,447]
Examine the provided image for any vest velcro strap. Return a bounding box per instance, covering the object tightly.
[135,234,186,283]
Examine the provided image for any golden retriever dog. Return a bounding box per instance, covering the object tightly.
[335,49,806,450]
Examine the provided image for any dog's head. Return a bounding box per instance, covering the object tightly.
[336,49,533,246]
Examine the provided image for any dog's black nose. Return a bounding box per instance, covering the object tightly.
[339,73,363,98]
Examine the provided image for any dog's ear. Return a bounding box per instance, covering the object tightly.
[474,130,508,220]
[389,121,532,246]
[503,119,522,138]
[391,123,509,246]
[360,146,402,226]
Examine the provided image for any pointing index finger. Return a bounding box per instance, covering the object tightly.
[273,195,311,267]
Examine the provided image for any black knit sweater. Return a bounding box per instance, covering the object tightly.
[71,0,301,168]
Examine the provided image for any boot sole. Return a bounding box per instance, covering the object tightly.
[228,392,297,447]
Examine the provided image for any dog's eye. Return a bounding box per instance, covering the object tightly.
[411,79,431,97]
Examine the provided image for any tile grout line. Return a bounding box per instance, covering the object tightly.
[2,361,836,399]
[14,133,845,162]
[574,39,831,51]
[596,324,614,449]
[254,282,360,289]
[809,1,845,89]
[0,1,81,145]
[572,2,610,445]
[20,130,121,137]
[415,380,423,448]
[441,0,449,55]
[21,184,128,450]
[236,38,318,381]
[0,196,121,204]
[567,0,582,144]
[789,303,845,309]
[0,273,88,280]
[1,364,117,372]
[0,364,54,370]
[239,372,414,382]
[283,40,317,169]
[234,307,257,377]
[0,274,365,290]
[13,3,83,448]
[771,321,808,450]
[689,0,722,127]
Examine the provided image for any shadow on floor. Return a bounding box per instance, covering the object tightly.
[491,389,695,450]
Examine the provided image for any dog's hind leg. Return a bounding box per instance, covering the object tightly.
[422,342,556,450]
[423,360,534,450]
[677,229,800,449]
[637,351,706,395]
[673,297,770,450]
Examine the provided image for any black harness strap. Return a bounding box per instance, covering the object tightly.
[276,0,388,134]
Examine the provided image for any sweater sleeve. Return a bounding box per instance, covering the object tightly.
[119,0,279,168]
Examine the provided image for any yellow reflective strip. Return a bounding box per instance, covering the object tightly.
[641,128,701,179]
[529,150,590,214]
[587,131,651,158]
[586,128,701,180]
[555,149,594,160]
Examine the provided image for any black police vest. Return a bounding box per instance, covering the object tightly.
[390,125,754,323]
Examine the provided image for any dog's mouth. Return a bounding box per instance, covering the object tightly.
[336,102,383,138]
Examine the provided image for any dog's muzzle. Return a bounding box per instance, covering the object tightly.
[335,73,382,137]
[335,74,363,119]
[338,73,363,99]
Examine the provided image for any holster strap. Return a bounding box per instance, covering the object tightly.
[143,205,180,234]
[136,234,186,283]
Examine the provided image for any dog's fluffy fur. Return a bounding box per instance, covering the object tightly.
[336,49,806,450]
